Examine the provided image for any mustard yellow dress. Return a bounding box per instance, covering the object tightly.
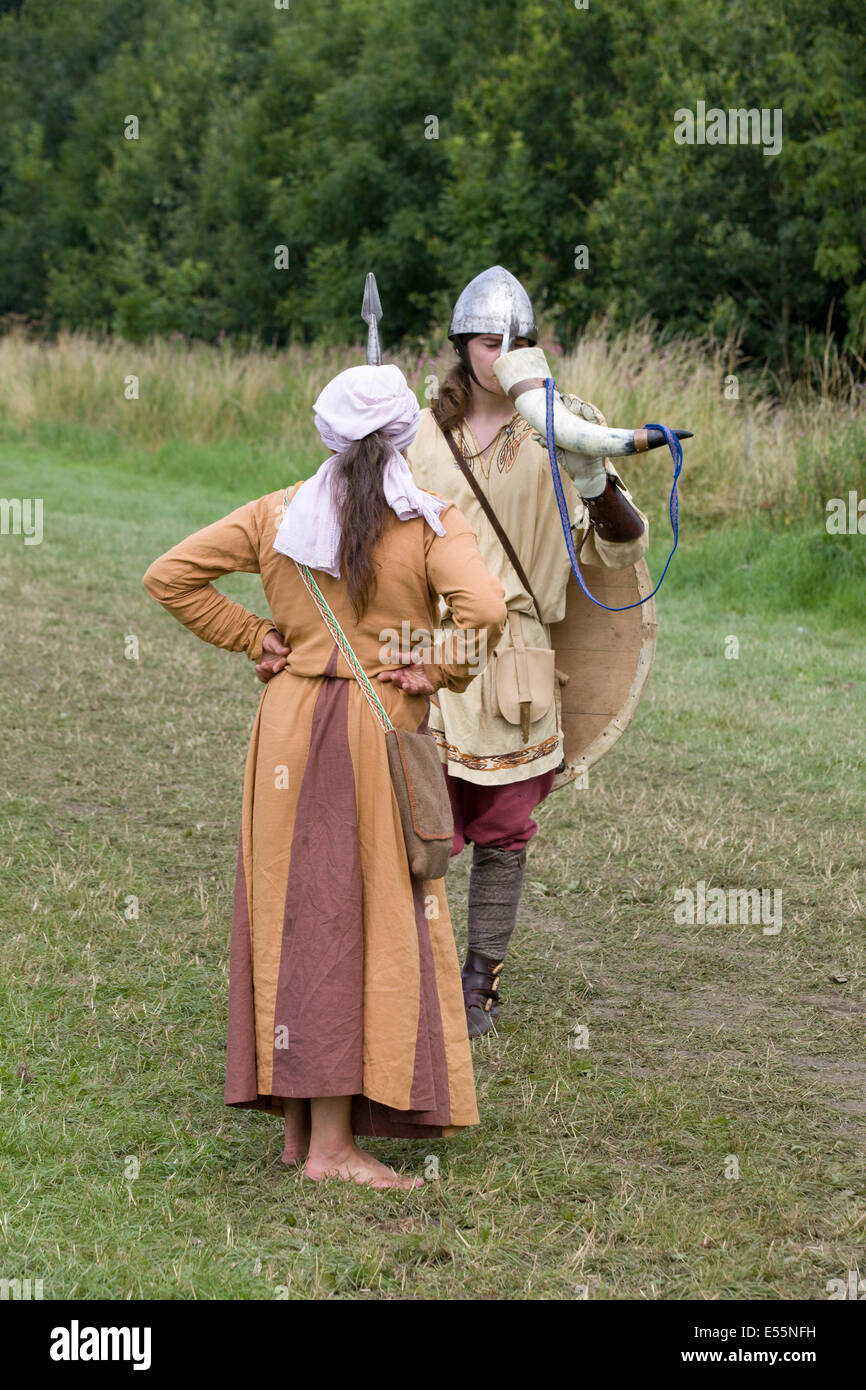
[143,482,507,1138]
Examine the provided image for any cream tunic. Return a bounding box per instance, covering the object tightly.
[406,407,650,786]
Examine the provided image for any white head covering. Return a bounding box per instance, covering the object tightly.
[273,363,446,576]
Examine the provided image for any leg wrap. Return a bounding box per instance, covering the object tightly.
[467,844,527,962]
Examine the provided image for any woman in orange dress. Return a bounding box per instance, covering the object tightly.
[143,364,506,1190]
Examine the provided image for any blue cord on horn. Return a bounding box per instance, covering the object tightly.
[544,377,683,612]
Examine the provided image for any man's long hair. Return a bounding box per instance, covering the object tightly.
[332,432,392,622]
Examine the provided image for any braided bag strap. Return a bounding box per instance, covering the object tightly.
[293,561,394,734]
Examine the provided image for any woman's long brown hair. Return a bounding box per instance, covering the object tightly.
[332,431,393,622]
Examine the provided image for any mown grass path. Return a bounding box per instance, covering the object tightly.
[1,445,864,1299]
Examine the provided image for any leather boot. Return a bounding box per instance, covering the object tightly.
[461,949,504,1038]
[462,844,527,1037]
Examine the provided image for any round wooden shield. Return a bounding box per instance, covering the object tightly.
[543,391,658,793]
[548,556,657,792]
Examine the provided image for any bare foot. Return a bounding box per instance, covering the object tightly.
[304,1143,424,1190]
[281,1130,311,1165]
[281,1099,311,1165]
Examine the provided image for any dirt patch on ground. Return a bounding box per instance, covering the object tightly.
[785,1058,866,1115]
[495,899,866,1124]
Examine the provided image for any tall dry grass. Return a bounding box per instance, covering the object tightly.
[0,323,863,527]
[551,319,865,525]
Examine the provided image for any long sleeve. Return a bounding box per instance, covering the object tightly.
[422,503,507,693]
[142,498,276,662]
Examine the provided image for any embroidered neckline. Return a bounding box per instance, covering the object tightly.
[461,416,533,478]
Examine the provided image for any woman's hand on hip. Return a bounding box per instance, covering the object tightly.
[255,629,291,682]
[376,651,436,696]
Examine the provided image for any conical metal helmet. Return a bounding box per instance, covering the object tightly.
[448,265,537,355]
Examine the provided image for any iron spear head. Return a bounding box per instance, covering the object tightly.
[362,272,383,365]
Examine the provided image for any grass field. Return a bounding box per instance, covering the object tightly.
[1,400,865,1298]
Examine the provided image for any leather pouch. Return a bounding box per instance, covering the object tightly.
[491,610,556,740]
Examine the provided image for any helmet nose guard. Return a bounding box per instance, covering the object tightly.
[448,265,537,353]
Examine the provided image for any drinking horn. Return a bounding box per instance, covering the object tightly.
[493,346,692,456]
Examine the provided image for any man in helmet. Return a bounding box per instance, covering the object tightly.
[405,265,650,1037]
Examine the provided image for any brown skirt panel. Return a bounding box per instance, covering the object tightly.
[269,673,364,1097]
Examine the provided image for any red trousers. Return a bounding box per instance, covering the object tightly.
[444,767,556,856]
